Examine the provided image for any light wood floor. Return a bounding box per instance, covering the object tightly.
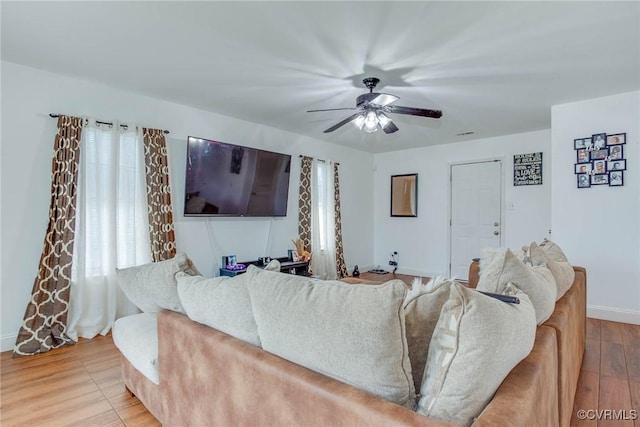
[1,319,638,426]
[1,335,159,427]
[572,318,640,427]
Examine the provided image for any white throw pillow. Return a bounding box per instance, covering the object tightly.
[176,270,261,347]
[477,248,556,325]
[117,253,200,313]
[529,242,575,300]
[247,266,416,408]
[404,278,452,391]
[417,283,536,426]
[539,238,569,262]
[264,259,281,272]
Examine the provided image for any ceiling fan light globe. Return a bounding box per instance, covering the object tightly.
[377,112,391,128]
[363,111,378,132]
[353,114,366,129]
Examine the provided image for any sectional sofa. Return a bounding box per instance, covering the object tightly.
[113,251,585,426]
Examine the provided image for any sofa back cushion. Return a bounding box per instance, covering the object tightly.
[176,271,261,347]
[477,248,556,325]
[404,279,452,391]
[417,283,536,426]
[246,266,416,408]
[117,253,200,313]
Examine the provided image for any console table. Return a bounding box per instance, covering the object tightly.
[220,257,309,277]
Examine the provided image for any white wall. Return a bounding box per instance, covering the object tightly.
[551,91,640,324]
[373,130,552,277]
[0,61,374,351]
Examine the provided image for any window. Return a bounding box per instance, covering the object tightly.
[68,121,151,339]
[315,160,328,251]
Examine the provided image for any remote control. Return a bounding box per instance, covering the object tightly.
[478,291,520,304]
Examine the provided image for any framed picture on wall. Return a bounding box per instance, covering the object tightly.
[573,130,626,189]
[576,149,590,164]
[609,171,623,186]
[609,145,623,160]
[591,174,609,185]
[592,133,607,150]
[577,174,590,188]
[590,149,608,160]
[607,159,626,171]
[575,163,592,174]
[390,174,418,217]
[574,138,587,149]
[593,160,607,174]
[606,133,626,145]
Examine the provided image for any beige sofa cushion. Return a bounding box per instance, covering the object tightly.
[247,266,416,408]
[117,253,200,314]
[112,313,159,385]
[176,271,261,347]
[529,242,575,300]
[417,283,536,426]
[477,248,556,325]
[404,278,452,391]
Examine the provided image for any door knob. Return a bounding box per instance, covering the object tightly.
[494,231,499,236]
[494,222,499,227]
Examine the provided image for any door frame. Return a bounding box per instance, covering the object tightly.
[447,157,505,279]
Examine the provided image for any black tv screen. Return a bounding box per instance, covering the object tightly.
[184,136,291,217]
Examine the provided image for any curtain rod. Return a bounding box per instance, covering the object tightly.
[49,113,170,134]
[298,155,339,166]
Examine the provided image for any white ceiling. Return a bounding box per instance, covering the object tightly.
[2,1,639,153]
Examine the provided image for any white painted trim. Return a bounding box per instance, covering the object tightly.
[1,333,16,353]
[587,305,640,325]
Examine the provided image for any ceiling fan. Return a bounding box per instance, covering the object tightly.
[307,77,442,134]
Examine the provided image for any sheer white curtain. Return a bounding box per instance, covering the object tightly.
[67,119,152,340]
[311,159,337,279]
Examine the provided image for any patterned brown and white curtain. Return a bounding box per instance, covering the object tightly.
[333,163,348,278]
[142,128,176,262]
[14,115,83,357]
[298,156,313,273]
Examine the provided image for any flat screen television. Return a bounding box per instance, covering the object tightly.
[184,136,291,217]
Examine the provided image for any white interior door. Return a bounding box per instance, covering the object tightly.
[449,160,502,279]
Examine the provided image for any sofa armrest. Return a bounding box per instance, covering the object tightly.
[473,326,559,426]
[158,310,450,427]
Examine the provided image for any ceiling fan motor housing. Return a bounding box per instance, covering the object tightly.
[362,77,380,91]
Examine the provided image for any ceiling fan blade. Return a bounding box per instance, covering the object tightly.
[323,113,361,133]
[387,105,443,118]
[307,107,357,113]
[370,93,399,107]
[382,120,399,134]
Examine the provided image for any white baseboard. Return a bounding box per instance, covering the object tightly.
[587,305,640,325]
[1,333,17,353]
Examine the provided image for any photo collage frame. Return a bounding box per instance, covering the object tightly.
[574,132,626,188]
